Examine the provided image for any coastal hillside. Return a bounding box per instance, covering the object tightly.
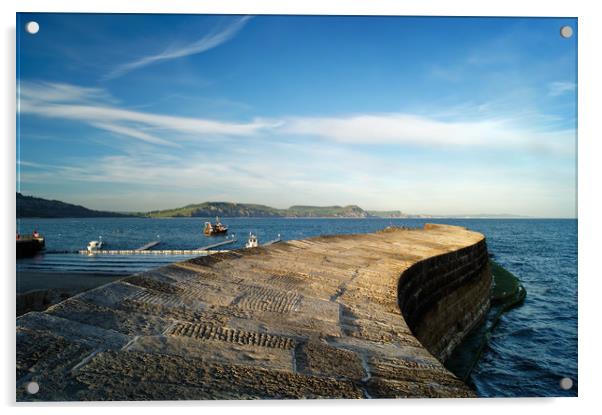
[145,202,283,218]
[145,202,370,218]
[16,193,131,218]
[17,193,426,219]
[286,205,368,218]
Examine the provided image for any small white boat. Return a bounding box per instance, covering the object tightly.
[245,233,258,249]
[87,236,103,253]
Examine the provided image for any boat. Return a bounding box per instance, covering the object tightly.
[245,233,258,249]
[87,236,104,253]
[16,230,45,258]
[204,217,228,236]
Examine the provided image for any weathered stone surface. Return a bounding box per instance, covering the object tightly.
[16,224,491,400]
[295,339,365,380]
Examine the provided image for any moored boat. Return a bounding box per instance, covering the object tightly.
[16,230,45,258]
[204,217,228,236]
[245,233,258,249]
[87,236,104,253]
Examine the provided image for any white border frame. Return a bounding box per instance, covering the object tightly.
[3,1,601,414]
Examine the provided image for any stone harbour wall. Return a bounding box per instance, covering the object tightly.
[16,224,491,401]
[398,224,491,362]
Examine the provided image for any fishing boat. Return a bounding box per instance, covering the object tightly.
[204,217,228,236]
[245,233,258,249]
[87,236,104,253]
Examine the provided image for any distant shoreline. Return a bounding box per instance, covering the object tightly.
[19,193,556,220]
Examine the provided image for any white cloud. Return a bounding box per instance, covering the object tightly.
[90,122,178,147]
[18,81,575,158]
[548,81,576,97]
[104,16,251,80]
[282,113,575,156]
[18,81,115,104]
[18,142,576,217]
[18,81,274,146]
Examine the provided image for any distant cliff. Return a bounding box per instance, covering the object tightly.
[16,193,131,218]
[145,202,370,218]
[286,205,368,218]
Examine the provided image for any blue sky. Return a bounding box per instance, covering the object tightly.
[16,14,577,217]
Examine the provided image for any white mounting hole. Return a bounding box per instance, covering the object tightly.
[560,26,573,39]
[25,21,39,35]
[25,381,39,394]
[560,377,573,390]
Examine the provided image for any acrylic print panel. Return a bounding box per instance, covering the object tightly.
[16,13,577,400]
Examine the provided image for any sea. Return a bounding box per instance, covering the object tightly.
[16,217,577,398]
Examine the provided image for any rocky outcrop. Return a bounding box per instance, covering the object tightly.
[16,224,491,400]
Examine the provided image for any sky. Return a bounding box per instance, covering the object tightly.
[16,14,577,217]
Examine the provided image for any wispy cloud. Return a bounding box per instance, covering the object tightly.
[90,122,177,147]
[282,112,575,156]
[18,139,575,217]
[18,81,274,146]
[18,81,115,104]
[548,81,576,97]
[104,16,252,80]
[19,81,574,158]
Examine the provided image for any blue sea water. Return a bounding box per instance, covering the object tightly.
[16,217,577,398]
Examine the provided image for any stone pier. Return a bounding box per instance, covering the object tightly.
[16,224,491,400]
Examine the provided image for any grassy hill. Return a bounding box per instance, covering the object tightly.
[145,202,284,218]
[17,193,132,218]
